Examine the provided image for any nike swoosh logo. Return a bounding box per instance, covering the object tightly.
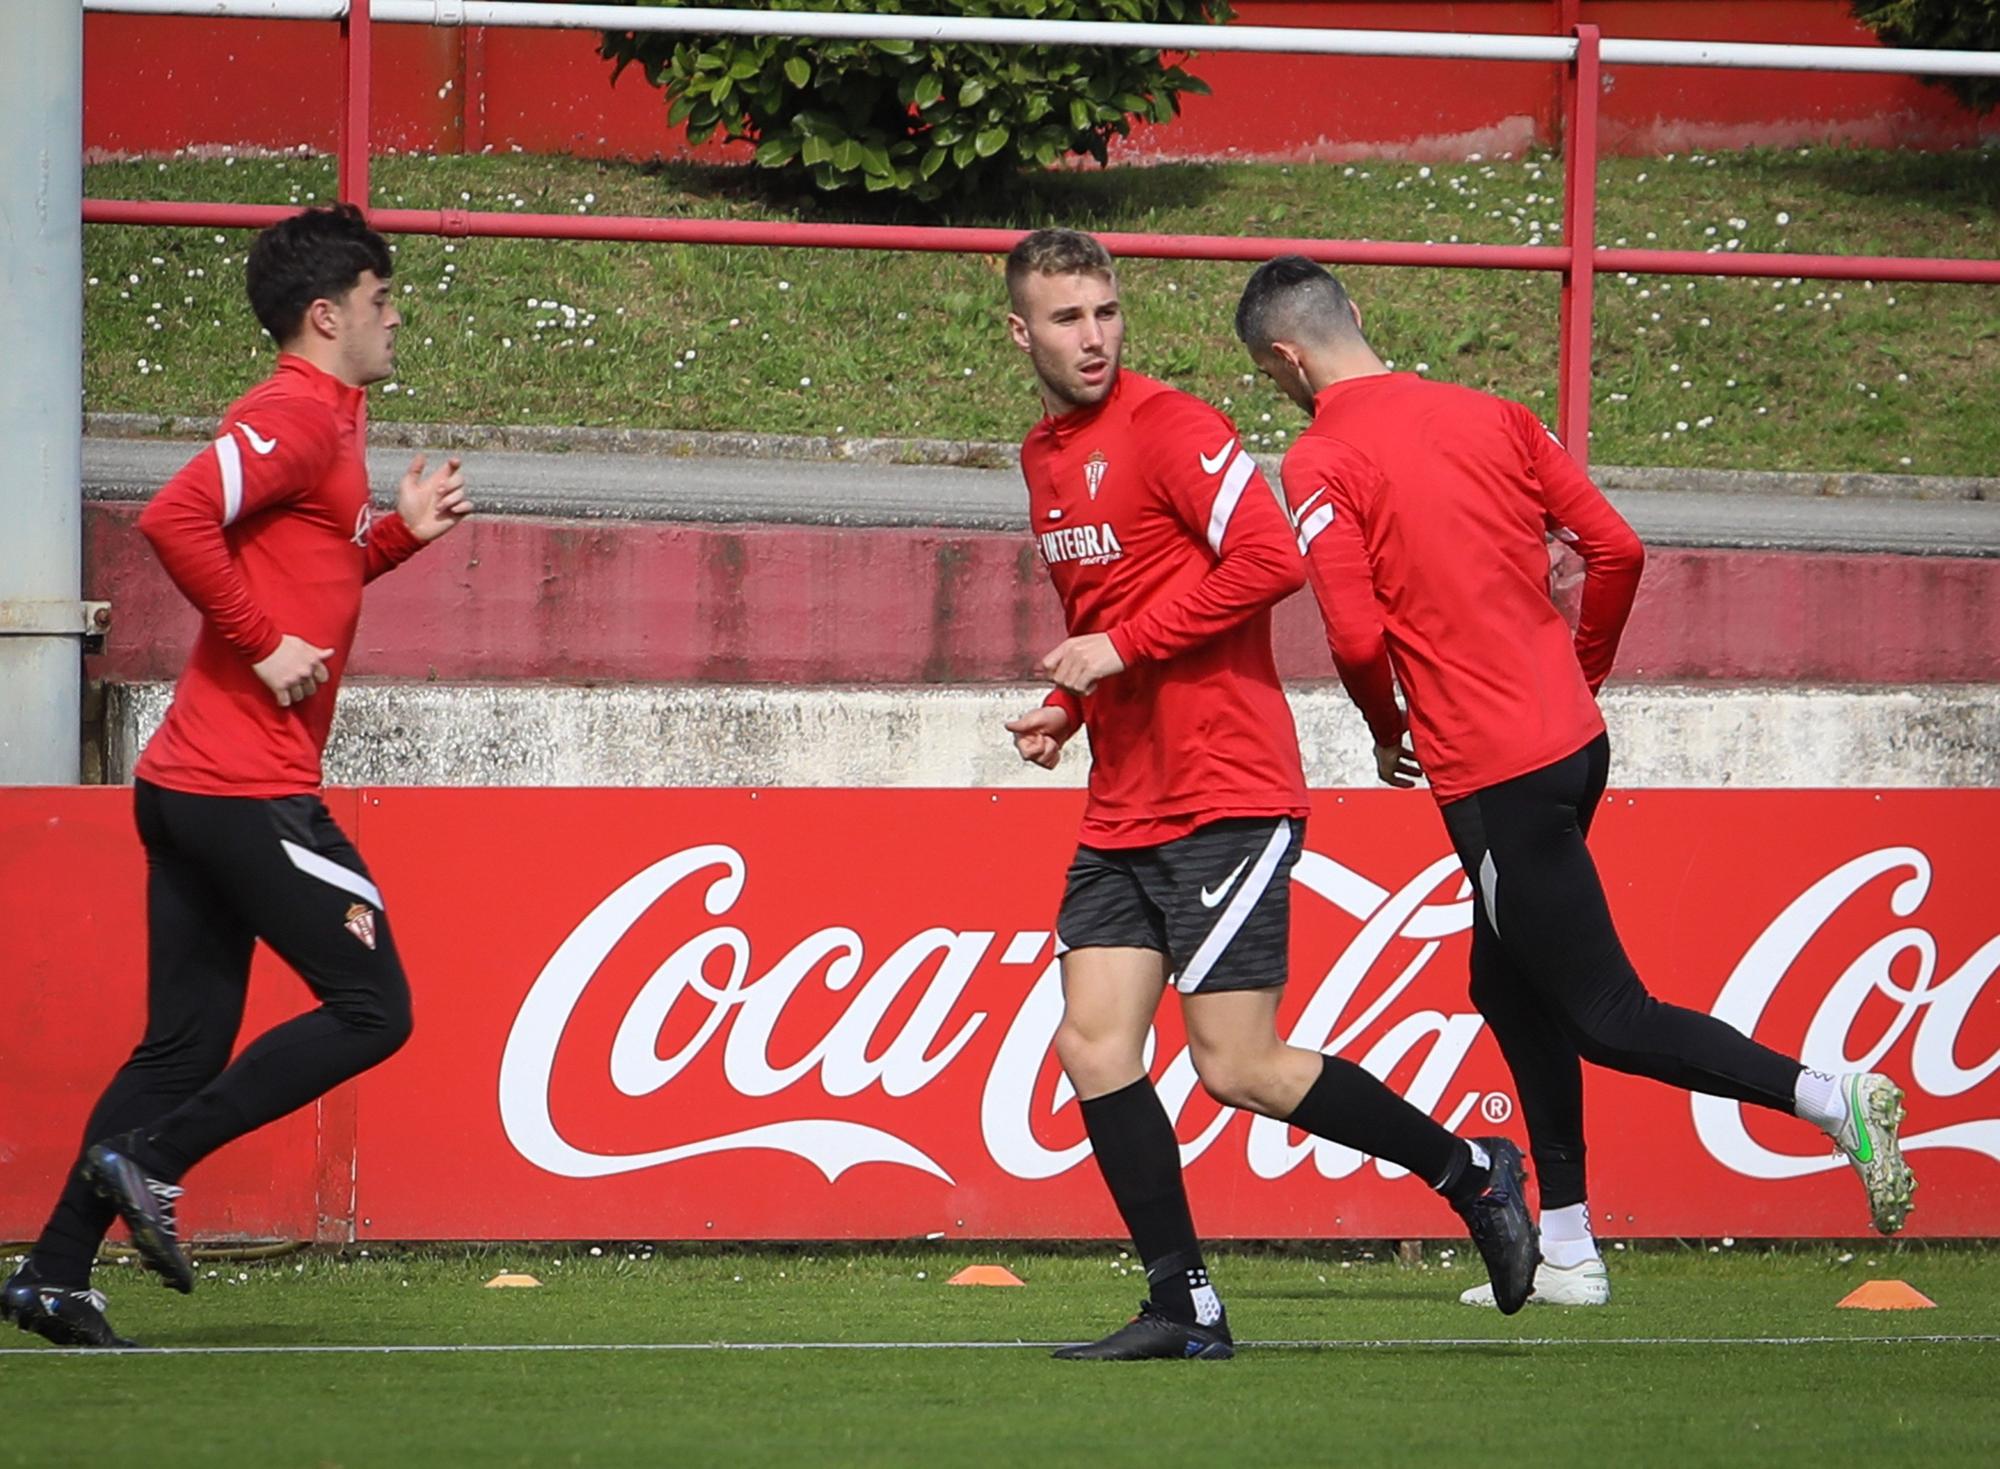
[238,422,279,456]
[1199,856,1251,909]
[1198,439,1237,476]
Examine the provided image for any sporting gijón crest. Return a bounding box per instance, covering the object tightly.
[344,901,378,950]
[1084,450,1109,499]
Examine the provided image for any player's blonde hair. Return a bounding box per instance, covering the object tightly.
[1006,229,1116,309]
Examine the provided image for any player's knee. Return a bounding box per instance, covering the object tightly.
[1564,987,1658,1067]
[1191,1055,1279,1116]
[333,974,413,1060]
[376,992,414,1058]
[1054,1020,1139,1096]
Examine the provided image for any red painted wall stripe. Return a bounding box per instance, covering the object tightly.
[83,503,2000,687]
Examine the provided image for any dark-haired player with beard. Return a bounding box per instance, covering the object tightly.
[1003,229,1539,1361]
[1234,254,1915,1309]
[3,205,472,1348]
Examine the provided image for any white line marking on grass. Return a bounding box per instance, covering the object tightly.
[2,1334,1995,1358]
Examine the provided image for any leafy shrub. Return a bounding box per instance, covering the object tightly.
[600,0,1235,202]
[1849,2,2000,112]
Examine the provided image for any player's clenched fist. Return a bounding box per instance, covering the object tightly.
[252,633,337,708]
[1005,704,1074,770]
[1040,632,1125,696]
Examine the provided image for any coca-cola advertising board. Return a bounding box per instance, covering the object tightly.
[1,787,1993,1241]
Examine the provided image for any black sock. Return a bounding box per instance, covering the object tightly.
[1285,1054,1477,1197]
[1435,1138,1493,1208]
[1078,1078,1220,1327]
[28,1176,112,1290]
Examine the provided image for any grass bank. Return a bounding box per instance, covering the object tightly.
[84,146,1999,474]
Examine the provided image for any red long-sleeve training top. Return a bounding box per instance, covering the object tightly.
[1279,373,1645,803]
[1022,369,1310,848]
[134,354,424,797]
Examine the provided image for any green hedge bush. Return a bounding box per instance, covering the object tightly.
[1849,2,2000,112]
[599,0,1235,202]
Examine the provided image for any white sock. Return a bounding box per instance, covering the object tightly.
[1540,1203,1599,1269]
[1794,1068,1848,1136]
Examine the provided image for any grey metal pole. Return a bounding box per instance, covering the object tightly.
[0,1,85,784]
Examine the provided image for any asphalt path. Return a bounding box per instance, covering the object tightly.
[83,437,2000,557]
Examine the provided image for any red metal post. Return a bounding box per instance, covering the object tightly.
[339,0,372,208]
[1557,24,1601,466]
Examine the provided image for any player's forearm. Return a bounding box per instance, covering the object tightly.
[1043,686,1084,737]
[1315,598,1403,746]
[362,509,425,583]
[1109,540,1305,663]
[1332,644,1405,747]
[138,493,283,661]
[1573,536,1645,689]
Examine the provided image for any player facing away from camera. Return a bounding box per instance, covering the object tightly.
[1234,255,1917,1308]
[2,205,472,1349]
[1001,229,1540,1361]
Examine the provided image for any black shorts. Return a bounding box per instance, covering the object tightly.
[1055,816,1303,995]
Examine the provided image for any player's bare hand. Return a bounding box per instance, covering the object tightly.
[396,453,472,543]
[1375,741,1423,789]
[1040,633,1125,696]
[1005,705,1073,770]
[253,634,336,708]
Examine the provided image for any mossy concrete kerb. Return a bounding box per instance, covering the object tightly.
[82,414,1998,503]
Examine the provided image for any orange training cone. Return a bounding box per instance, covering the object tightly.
[484,1272,543,1288]
[1836,1279,1935,1310]
[947,1265,1025,1287]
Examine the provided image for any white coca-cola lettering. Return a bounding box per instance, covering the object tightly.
[499,845,961,1183]
[1692,846,2000,1177]
[501,838,1996,1193]
[978,854,1488,1182]
[502,842,1498,1185]
[1244,854,1480,1181]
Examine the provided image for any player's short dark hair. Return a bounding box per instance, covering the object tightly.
[1006,228,1115,308]
[1235,255,1363,353]
[245,204,395,345]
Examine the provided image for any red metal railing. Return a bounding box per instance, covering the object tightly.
[80,5,2000,471]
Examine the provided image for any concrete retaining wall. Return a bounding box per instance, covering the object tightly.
[106,683,2000,790]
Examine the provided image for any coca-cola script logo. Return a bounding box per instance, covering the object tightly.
[498,844,1489,1184]
[497,842,1998,1187]
[1693,846,2000,1177]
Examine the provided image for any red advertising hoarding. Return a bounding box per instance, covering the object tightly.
[2,787,1992,1242]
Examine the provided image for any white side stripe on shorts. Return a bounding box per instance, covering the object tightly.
[1176,819,1292,993]
[1205,449,1258,557]
[279,839,384,911]
[214,433,245,526]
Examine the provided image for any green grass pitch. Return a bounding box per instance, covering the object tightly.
[6,1244,1997,1467]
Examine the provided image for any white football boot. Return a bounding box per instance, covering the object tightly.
[1830,1072,1917,1235]
[1459,1257,1610,1308]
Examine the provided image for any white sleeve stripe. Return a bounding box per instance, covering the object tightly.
[1205,449,1257,556]
[1297,503,1336,552]
[214,433,244,526]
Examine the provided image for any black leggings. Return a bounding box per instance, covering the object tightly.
[1439,733,1801,1211]
[31,781,411,1281]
